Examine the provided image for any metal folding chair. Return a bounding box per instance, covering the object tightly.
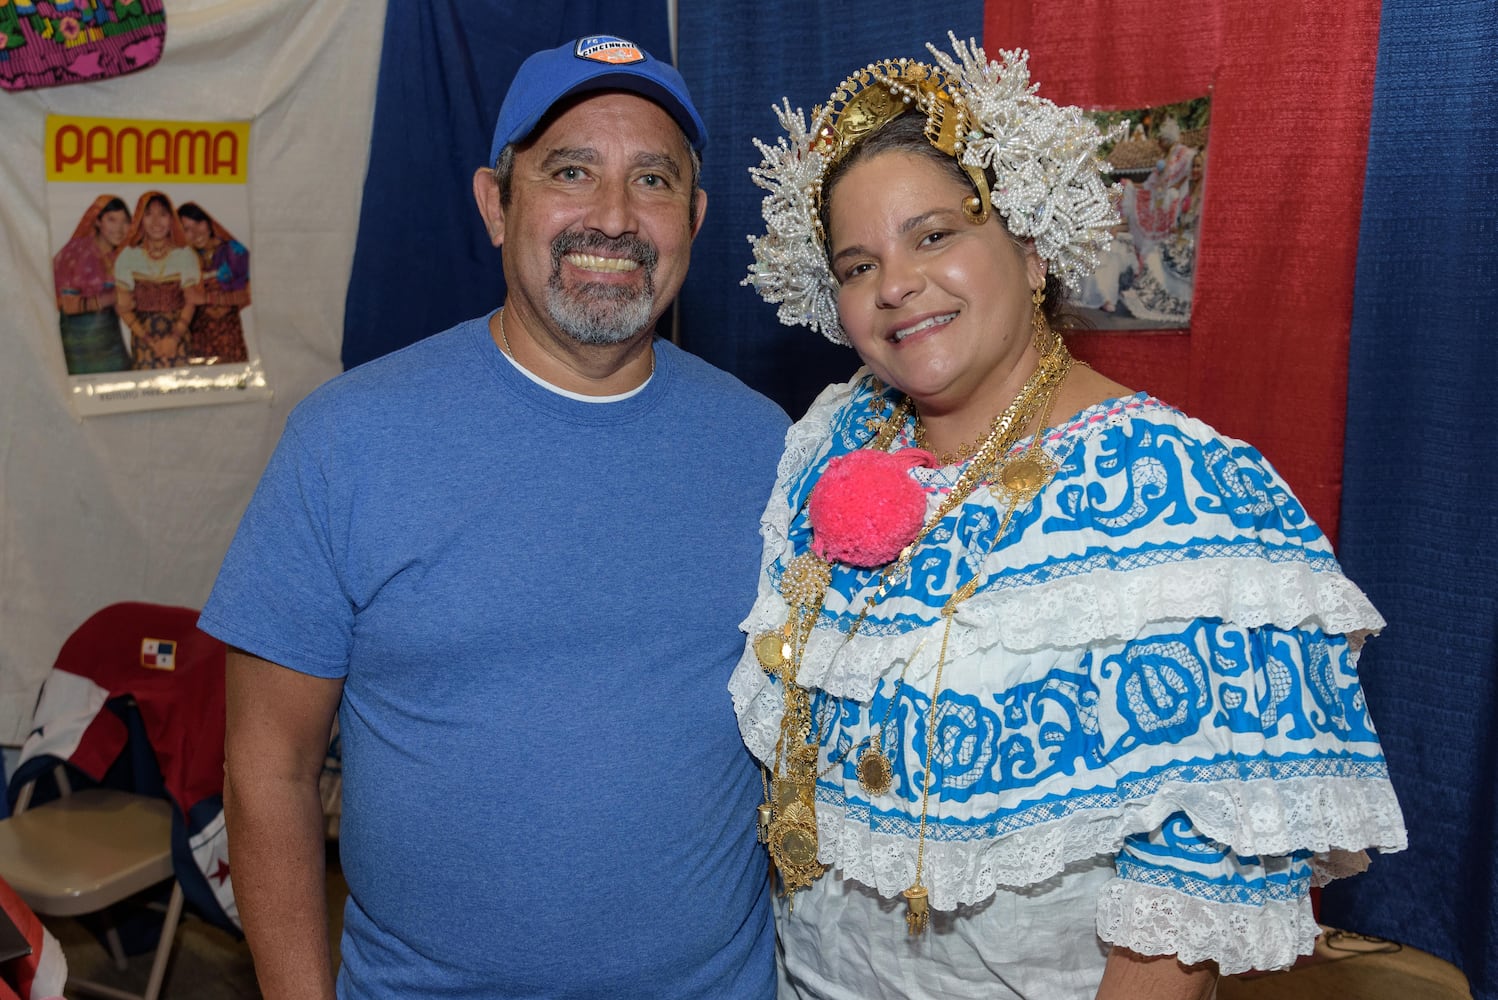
[0,769,182,1000]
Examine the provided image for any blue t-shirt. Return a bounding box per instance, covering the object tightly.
[201,316,789,998]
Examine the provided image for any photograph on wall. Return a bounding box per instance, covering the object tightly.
[1064,95,1210,331]
[46,114,270,416]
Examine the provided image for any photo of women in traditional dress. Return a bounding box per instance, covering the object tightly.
[177,201,251,365]
[51,193,131,374]
[113,190,201,369]
[1073,98,1210,330]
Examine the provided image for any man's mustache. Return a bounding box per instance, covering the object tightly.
[550,231,658,274]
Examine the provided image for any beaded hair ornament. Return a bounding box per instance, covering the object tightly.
[744,32,1124,345]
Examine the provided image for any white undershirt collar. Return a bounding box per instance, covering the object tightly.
[500,344,653,402]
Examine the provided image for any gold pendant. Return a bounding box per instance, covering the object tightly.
[769,749,825,898]
[997,449,1058,506]
[856,730,893,796]
[757,802,772,844]
[773,743,818,810]
[903,883,930,935]
[768,799,824,894]
[774,775,812,809]
[754,630,789,672]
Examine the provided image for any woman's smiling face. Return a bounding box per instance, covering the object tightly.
[96,208,129,248]
[142,200,173,242]
[827,148,1045,418]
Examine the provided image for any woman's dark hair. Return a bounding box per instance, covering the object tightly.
[98,196,130,219]
[819,110,1064,320]
[177,202,210,224]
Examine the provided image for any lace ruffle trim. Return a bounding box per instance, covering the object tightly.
[1096,876,1320,975]
[729,653,790,761]
[775,776,1405,924]
[738,556,1384,704]
[1310,848,1371,887]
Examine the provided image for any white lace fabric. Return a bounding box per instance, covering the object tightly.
[1096,877,1320,975]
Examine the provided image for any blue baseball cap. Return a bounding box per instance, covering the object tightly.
[488,35,708,166]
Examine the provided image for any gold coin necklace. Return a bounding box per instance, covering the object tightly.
[855,719,895,796]
[902,354,1071,933]
[818,645,925,798]
[756,338,1073,922]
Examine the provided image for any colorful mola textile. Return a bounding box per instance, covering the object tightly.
[0,0,165,92]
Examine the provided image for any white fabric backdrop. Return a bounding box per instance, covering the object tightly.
[0,0,387,743]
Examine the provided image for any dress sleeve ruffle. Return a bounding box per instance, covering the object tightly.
[735,619,1407,925]
[1097,813,1320,974]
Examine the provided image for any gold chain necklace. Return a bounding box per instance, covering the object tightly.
[902,345,1071,932]
[912,420,988,467]
[845,344,1071,639]
[756,338,1074,925]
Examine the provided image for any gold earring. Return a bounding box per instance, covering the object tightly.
[1031,282,1056,354]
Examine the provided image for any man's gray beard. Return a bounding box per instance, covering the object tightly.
[545,282,655,345]
[546,232,659,345]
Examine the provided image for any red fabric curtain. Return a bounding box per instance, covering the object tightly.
[986,2,1381,541]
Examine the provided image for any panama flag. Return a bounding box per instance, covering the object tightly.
[140,638,176,670]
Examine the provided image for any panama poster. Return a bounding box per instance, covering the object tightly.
[45,113,271,416]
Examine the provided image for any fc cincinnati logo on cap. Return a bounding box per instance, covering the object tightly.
[574,35,645,65]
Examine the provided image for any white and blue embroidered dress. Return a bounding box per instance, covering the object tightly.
[731,373,1406,998]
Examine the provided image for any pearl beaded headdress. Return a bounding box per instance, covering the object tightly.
[743,33,1124,345]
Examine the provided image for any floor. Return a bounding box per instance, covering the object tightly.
[45,849,1473,999]
[44,842,344,1000]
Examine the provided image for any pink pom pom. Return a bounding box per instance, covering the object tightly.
[808,448,935,568]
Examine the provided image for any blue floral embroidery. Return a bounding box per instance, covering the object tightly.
[815,620,1382,831]
[1052,423,1195,533]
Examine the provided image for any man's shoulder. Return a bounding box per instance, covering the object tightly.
[292,316,491,424]
[658,341,789,429]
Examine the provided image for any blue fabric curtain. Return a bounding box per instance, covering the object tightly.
[1318,2,1498,997]
[676,4,983,420]
[340,1,672,370]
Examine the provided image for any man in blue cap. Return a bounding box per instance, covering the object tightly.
[203,35,786,999]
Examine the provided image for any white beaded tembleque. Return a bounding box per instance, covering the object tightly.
[744,32,1126,345]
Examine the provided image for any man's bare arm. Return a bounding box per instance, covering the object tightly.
[224,649,343,1000]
